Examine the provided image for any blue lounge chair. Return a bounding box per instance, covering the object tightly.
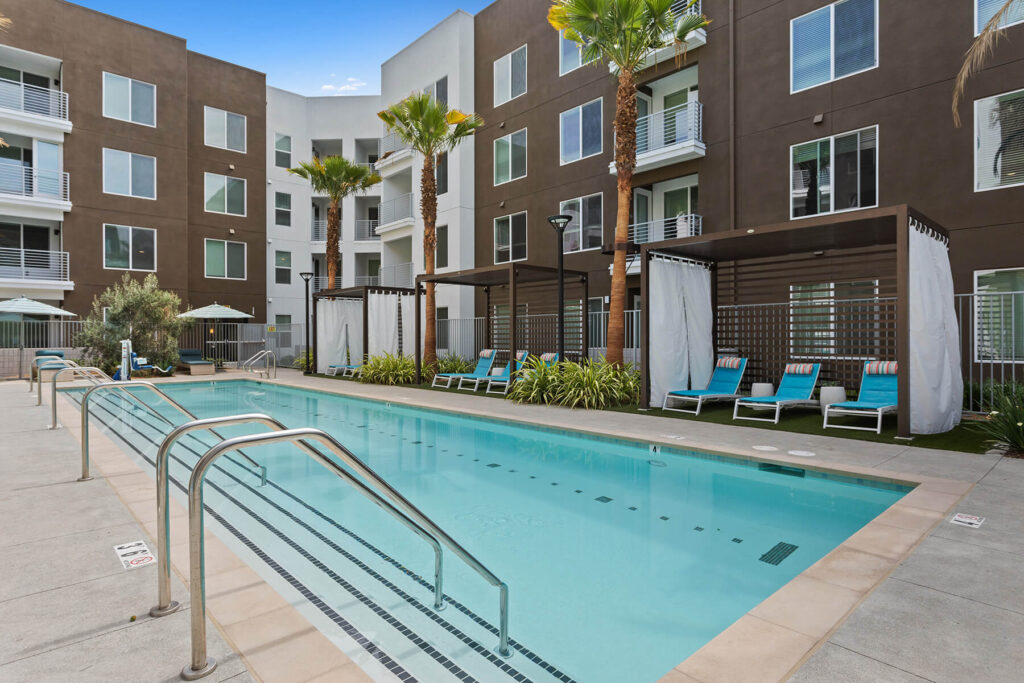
[177,349,215,375]
[824,361,898,434]
[733,363,821,423]
[432,349,496,388]
[485,350,530,394]
[663,357,748,415]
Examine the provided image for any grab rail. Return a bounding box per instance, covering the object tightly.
[241,349,276,379]
[182,428,511,679]
[79,381,267,486]
[151,414,445,620]
[46,365,110,411]
[29,355,78,392]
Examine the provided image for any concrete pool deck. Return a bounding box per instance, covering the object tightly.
[4,369,1023,681]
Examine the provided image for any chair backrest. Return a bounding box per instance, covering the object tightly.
[539,352,559,366]
[858,361,898,404]
[776,363,820,400]
[473,349,496,375]
[706,357,747,394]
[514,350,529,371]
[179,349,203,361]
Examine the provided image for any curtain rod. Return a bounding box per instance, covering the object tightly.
[649,252,714,269]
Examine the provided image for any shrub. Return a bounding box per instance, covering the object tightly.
[965,380,1020,413]
[426,354,475,380]
[507,358,640,409]
[359,353,416,385]
[506,357,561,404]
[974,383,1024,454]
[292,350,313,370]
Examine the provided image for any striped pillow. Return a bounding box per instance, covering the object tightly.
[785,363,815,375]
[716,356,742,369]
[539,353,558,362]
[865,360,897,375]
[516,350,529,361]
[480,349,494,359]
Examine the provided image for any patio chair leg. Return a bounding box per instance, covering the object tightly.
[774,404,781,424]
[732,400,739,420]
[876,412,883,434]
[694,397,703,416]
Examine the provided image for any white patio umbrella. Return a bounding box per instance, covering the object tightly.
[177,302,254,366]
[0,296,77,379]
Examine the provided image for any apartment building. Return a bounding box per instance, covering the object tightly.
[0,0,267,319]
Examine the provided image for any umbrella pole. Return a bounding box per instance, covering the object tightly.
[18,317,24,381]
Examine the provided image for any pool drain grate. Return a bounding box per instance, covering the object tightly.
[759,542,799,565]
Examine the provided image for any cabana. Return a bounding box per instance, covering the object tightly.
[312,285,417,374]
[413,263,589,383]
[639,205,962,438]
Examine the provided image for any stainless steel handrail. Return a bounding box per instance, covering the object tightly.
[46,365,109,411]
[79,381,267,486]
[151,414,445,619]
[182,428,511,679]
[241,349,276,378]
[30,356,79,393]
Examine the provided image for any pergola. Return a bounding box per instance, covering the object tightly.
[312,284,415,370]
[413,263,589,382]
[639,205,951,438]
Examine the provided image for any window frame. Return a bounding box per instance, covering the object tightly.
[274,133,292,169]
[101,72,157,127]
[204,172,247,217]
[493,128,528,186]
[102,223,157,272]
[102,148,157,200]
[274,250,291,285]
[558,30,598,76]
[274,191,291,226]
[493,44,528,107]
[203,106,247,153]
[789,125,879,220]
[435,224,449,269]
[204,238,247,280]
[493,210,528,264]
[973,86,1024,193]
[789,0,879,95]
[559,192,603,254]
[559,97,603,165]
[975,0,1024,36]
[973,267,1024,363]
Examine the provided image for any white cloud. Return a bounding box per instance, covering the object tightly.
[320,84,336,91]
[337,78,367,92]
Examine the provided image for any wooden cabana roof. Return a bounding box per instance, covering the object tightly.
[416,262,588,287]
[313,284,415,301]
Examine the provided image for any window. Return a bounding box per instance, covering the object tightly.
[977,0,1024,34]
[559,30,596,75]
[204,106,246,153]
[102,72,156,126]
[275,250,291,285]
[204,172,246,216]
[494,129,527,185]
[494,211,527,263]
[494,45,527,106]
[436,152,448,195]
[436,224,448,269]
[560,193,603,253]
[205,239,246,279]
[789,281,880,358]
[103,224,156,271]
[974,268,1024,362]
[791,126,877,218]
[275,192,291,226]
[437,306,449,350]
[560,99,602,164]
[791,0,877,93]
[102,149,156,199]
[275,314,292,346]
[975,87,1024,192]
[426,76,448,105]
[275,134,291,168]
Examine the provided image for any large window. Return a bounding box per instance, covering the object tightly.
[436,224,448,269]
[275,250,291,285]
[204,173,246,216]
[976,0,1024,34]
[426,76,448,105]
[436,152,448,195]
[102,72,156,126]
[975,87,1024,192]
[103,224,155,271]
[205,239,246,279]
[791,0,877,93]
[975,268,1024,362]
[494,129,527,185]
[560,99,602,164]
[275,134,291,168]
[494,212,527,263]
[204,106,246,153]
[494,45,527,107]
[102,149,156,199]
[275,192,291,226]
[560,193,603,253]
[559,30,596,75]
[789,280,880,358]
[791,126,877,218]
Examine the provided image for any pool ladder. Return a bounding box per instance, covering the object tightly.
[240,349,276,379]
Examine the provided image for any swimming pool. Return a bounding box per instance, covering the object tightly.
[71,379,910,682]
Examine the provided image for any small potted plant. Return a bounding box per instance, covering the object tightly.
[819,381,847,416]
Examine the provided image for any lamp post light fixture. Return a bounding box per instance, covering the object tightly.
[547,214,572,362]
[299,272,314,374]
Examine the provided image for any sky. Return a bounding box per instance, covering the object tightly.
[68,0,495,96]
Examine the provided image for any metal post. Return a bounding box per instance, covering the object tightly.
[301,272,313,374]
[414,280,422,382]
[556,231,565,361]
[50,366,108,426]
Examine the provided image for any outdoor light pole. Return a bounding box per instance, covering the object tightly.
[300,272,313,374]
[547,214,572,362]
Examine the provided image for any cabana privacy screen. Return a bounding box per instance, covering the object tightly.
[313,285,417,374]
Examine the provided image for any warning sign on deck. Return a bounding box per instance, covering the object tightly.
[114,540,156,569]
[950,513,985,528]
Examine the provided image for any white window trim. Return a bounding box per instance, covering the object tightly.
[789,0,879,95]
[558,30,597,76]
[102,148,158,200]
[493,210,528,264]
[203,106,247,153]
[975,0,1024,36]
[101,72,157,128]
[972,267,1024,363]
[493,44,528,108]
[493,128,528,186]
[275,250,291,284]
[274,133,292,168]
[973,87,1024,193]
[102,224,157,272]
[559,97,603,166]
[204,237,247,280]
[204,172,247,217]
[274,191,291,226]
[559,192,603,254]
[789,125,879,220]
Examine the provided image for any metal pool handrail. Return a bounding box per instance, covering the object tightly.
[241,349,276,378]
[150,414,445,619]
[45,365,110,411]
[182,428,512,680]
[29,355,78,392]
[79,381,267,486]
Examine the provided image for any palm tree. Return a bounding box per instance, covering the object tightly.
[953,0,1020,127]
[378,92,483,368]
[549,0,708,366]
[289,156,381,290]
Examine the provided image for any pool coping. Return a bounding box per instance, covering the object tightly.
[60,371,974,682]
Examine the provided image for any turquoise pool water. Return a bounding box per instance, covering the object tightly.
[72,380,909,682]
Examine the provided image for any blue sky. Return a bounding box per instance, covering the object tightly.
[70,1,495,96]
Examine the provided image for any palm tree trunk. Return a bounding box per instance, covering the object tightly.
[326,200,340,289]
[607,70,638,367]
[420,155,438,368]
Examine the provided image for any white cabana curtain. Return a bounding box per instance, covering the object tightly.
[908,220,963,433]
[368,292,399,356]
[399,294,422,357]
[316,299,362,373]
[681,263,714,391]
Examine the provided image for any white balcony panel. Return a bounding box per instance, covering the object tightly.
[0,247,73,291]
[380,262,413,289]
[0,78,71,138]
[610,101,705,175]
[0,165,71,220]
[311,219,327,242]
[629,214,702,245]
[377,193,415,240]
[375,133,413,175]
[355,219,381,241]
[354,275,380,287]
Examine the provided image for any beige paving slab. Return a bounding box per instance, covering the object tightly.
[749,575,866,640]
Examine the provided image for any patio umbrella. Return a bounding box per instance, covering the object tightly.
[0,296,77,380]
[177,302,254,366]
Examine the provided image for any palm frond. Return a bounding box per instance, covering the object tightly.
[378,92,483,156]
[953,0,1018,127]
[0,13,11,32]
[287,155,380,203]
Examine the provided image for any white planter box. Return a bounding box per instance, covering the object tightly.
[820,386,847,416]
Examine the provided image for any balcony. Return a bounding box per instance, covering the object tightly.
[638,0,707,70]
[312,276,332,293]
[354,275,380,287]
[375,132,412,174]
[629,214,702,245]
[0,164,71,220]
[311,219,326,242]
[377,193,415,238]
[357,161,377,176]
[380,262,414,289]
[612,101,704,175]
[0,77,71,137]
[355,219,380,241]
[0,247,72,291]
